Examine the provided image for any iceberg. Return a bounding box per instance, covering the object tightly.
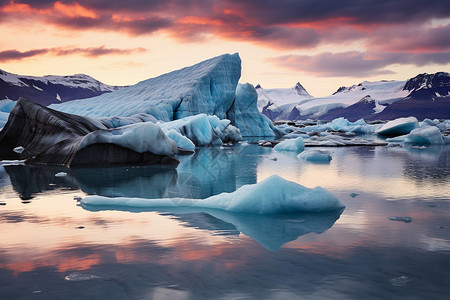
[49,54,279,137]
[298,150,332,162]
[273,137,305,152]
[81,174,345,214]
[228,83,282,136]
[0,98,179,166]
[376,117,418,136]
[386,126,446,145]
[50,54,241,121]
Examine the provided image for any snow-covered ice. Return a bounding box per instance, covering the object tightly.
[55,172,68,177]
[273,137,304,152]
[298,150,332,162]
[81,175,345,214]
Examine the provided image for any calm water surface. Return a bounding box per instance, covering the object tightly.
[0,144,449,299]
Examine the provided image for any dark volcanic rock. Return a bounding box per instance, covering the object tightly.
[0,98,179,166]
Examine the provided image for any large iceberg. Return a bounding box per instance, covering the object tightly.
[49,54,279,137]
[81,174,345,214]
[51,54,241,121]
[0,98,179,166]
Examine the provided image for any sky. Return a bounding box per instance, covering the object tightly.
[0,0,449,97]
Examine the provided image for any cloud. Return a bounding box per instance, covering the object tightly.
[269,51,450,77]
[0,49,48,62]
[0,46,147,62]
[0,0,449,61]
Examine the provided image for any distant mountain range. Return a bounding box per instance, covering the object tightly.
[0,69,124,106]
[258,72,450,121]
[1,67,448,121]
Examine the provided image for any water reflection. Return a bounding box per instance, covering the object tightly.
[3,144,271,200]
[82,204,344,251]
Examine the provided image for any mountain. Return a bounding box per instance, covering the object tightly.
[0,69,123,106]
[262,72,449,121]
[256,82,313,112]
[373,72,450,120]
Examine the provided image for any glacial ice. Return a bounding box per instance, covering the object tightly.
[81,174,345,214]
[273,137,305,152]
[386,126,445,145]
[48,54,279,137]
[376,117,418,136]
[228,83,281,136]
[159,114,242,146]
[50,54,241,121]
[166,130,196,152]
[0,98,179,165]
[298,150,332,162]
[79,122,177,156]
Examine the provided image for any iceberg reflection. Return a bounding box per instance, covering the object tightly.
[81,204,343,251]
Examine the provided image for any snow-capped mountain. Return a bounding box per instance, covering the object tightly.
[263,72,449,121]
[256,82,313,112]
[0,69,123,106]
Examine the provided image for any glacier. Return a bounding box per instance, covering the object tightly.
[81,174,345,214]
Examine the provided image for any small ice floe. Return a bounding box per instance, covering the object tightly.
[390,275,412,286]
[274,137,304,152]
[65,273,100,281]
[55,172,67,177]
[388,216,413,223]
[349,193,359,198]
[73,196,83,202]
[13,146,24,154]
[0,202,6,206]
[75,226,85,229]
[298,149,332,162]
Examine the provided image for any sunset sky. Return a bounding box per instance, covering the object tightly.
[1,0,449,96]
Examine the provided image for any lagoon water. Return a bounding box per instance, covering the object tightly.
[1,144,449,299]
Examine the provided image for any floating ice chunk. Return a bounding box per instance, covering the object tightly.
[388,216,412,223]
[273,137,304,152]
[404,126,445,144]
[55,172,67,177]
[166,129,195,152]
[65,273,100,281]
[386,126,445,145]
[81,175,345,214]
[79,122,177,156]
[13,146,24,154]
[349,193,359,198]
[298,150,332,162]
[376,117,418,136]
